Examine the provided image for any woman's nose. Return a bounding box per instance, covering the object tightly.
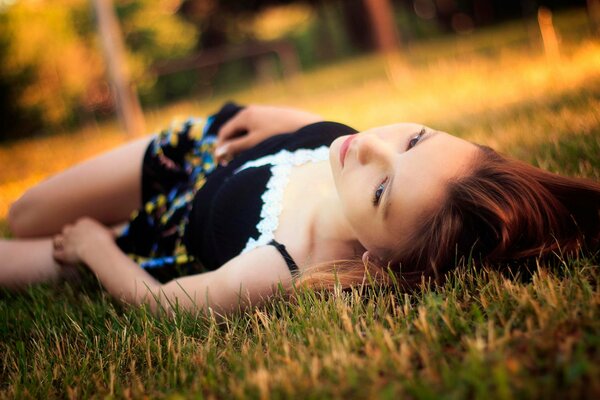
[357,134,393,165]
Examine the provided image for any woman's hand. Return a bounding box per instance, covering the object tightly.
[215,104,322,164]
[52,217,115,266]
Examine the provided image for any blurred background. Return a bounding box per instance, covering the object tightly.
[1,0,599,223]
[0,0,596,141]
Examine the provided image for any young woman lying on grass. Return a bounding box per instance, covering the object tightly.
[1,103,599,316]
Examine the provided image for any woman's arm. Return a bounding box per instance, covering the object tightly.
[215,104,323,164]
[53,218,294,316]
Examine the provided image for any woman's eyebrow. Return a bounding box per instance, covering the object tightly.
[418,129,437,146]
[382,175,394,220]
[382,130,438,220]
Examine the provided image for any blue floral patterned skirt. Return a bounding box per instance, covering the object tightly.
[116,116,217,283]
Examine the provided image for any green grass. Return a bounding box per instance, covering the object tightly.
[1,260,598,398]
[1,8,600,399]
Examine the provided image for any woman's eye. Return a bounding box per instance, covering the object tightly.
[373,177,388,206]
[408,128,426,149]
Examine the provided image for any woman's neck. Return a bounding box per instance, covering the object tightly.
[277,160,364,265]
[302,162,365,261]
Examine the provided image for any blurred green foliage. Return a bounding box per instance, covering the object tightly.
[0,0,591,140]
[0,0,197,140]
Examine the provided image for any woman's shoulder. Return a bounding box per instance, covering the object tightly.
[294,121,358,142]
[264,120,357,151]
[229,121,357,167]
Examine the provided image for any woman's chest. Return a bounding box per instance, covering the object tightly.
[188,152,332,268]
[275,161,332,250]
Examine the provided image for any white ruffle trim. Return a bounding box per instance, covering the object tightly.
[237,146,329,254]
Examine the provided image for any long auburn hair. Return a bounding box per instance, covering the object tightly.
[298,145,600,289]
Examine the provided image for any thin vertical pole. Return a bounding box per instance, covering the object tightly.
[92,0,145,136]
[537,7,560,60]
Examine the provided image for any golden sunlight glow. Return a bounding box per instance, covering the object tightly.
[1,6,599,222]
[252,4,314,41]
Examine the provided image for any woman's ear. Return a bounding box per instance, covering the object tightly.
[363,251,386,266]
[362,251,371,265]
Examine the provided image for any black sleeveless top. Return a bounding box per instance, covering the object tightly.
[183,120,358,271]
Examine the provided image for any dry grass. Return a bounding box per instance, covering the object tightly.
[1,9,599,399]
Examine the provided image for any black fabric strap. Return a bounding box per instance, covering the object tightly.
[268,240,299,275]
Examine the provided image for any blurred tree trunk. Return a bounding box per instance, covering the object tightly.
[314,2,339,60]
[473,0,494,25]
[340,0,374,51]
[363,0,400,53]
[92,0,145,137]
[589,0,600,35]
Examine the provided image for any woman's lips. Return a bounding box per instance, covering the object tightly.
[339,134,357,167]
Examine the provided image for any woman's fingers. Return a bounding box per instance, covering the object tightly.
[215,135,254,165]
[225,135,254,156]
[51,218,112,266]
[52,238,70,264]
[52,234,64,250]
[52,248,65,263]
[214,104,323,165]
[217,110,248,148]
[215,110,251,165]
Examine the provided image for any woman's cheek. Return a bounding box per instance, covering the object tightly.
[339,192,360,227]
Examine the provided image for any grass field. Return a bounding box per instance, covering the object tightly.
[1,9,599,399]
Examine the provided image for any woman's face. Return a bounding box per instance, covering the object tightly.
[329,123,478,262]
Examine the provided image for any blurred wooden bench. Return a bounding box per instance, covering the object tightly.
[151,40,300,80]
